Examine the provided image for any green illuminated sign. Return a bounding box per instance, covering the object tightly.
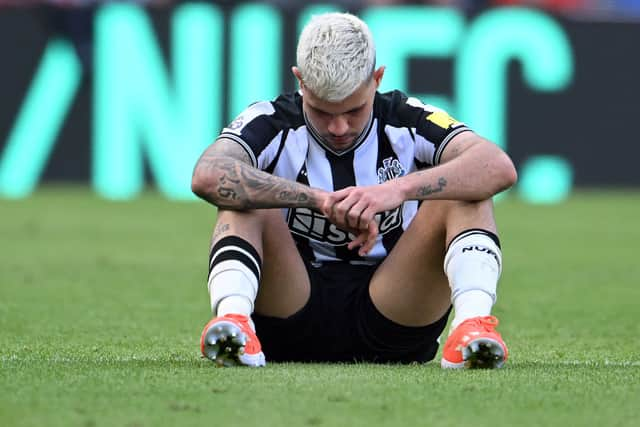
[367,7,574,203]
[94,3,222,200]
[0,4,574,203]
[0,38,81,198]
[364,6,465,114]
[455,8,574,203]
[229,4,282,120]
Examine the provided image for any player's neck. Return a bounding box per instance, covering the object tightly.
[303,111,373,155]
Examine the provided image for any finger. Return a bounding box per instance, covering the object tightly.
[321,197,332,217]
[322,188,350,215]
[347,231,368,251]
[318,191,331,215]
[346,209,363,230]
[357,206,377,231]
[336,197,359,226]
[358,222,379,256]
[332,187,352,197]
[347,200,369,230]
[324,198,347,223]
[329,187,352,205]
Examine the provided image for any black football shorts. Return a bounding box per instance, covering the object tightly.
[252,259,451,363]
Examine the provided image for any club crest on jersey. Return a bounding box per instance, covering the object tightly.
[228,115,244,130]
[288,207,403,246]
[377,157,405,183]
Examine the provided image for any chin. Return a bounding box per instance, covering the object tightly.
[328,137,355,146]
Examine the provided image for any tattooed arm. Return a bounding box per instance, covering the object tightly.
[191,138,328,210]
[397,132,517,202]
[322,132,517,253]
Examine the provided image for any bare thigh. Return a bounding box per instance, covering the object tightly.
[370,199,497,326]
[212,208,310,318]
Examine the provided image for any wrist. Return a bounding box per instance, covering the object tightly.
[394,175,413,202]
[311,187,329,211]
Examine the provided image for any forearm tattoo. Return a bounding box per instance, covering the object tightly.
[196,154,316,209]
[277,190,310,203]
[417,177,447,198]
[215,158,246,202]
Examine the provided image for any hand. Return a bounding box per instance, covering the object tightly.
[346,220,379,257]
[321,183,405,256]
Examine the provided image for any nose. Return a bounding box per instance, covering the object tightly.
[327,115,349,136]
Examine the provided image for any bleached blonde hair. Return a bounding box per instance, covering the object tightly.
[296,12,376,102]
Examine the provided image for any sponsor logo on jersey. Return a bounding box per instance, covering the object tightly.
[288,207,403,246]
[377,157,405,183]
[426,111,463,130]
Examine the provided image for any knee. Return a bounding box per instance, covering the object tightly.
[213,208,288,243]
[416,199,473,226]
[417,199,496,243]
[217,208,285,227]
[450,199,494,218]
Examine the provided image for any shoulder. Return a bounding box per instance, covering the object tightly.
[271,92,305,126]
[374,90,441,127]
[218,92,304,166]
[222,92,304,136]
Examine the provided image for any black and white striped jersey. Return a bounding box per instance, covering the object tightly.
[219,90,472,264]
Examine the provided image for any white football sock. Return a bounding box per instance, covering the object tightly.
[216,294,253,318]
[208,236,261,330]
[209,261,259,331]
[449,290,494,330]
[444,230,502,330]
[216,295,255,331]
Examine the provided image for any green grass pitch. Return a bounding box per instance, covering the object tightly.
[1,187,639,426]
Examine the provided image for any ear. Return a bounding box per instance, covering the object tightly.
[373,66,385,89]
[291,66,304,89]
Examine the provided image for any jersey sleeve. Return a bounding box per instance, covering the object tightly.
[408,97,472,166]
[218,101,283,169]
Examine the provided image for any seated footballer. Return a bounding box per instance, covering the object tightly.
[191,12,517,368]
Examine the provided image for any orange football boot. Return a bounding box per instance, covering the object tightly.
[200,314,265,367]
[441,315,508,369]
